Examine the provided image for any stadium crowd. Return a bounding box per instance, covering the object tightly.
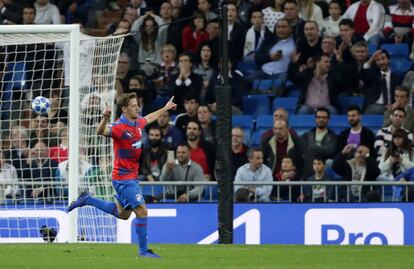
[1,0,414,203]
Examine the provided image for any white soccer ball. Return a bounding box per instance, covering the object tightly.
[31,96,51,114]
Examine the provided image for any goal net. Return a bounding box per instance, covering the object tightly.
[0,25,124,243]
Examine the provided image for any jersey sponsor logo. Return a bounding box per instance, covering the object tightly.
[304,208,404,245]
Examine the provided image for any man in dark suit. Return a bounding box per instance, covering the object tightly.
[361,49,401,114]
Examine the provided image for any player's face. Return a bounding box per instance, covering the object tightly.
[123,97,140,119]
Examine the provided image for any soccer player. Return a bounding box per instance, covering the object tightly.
[68,93,177,258]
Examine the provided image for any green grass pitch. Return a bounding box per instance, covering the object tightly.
[0,244,413,269]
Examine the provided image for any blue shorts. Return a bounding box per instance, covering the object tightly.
[112,180,145,210]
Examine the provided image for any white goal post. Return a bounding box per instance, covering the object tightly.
[0,25,124,243]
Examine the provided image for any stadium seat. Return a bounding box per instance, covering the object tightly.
[236,59,257,76]
[289,115,315,135]
[328,115,348,134]
[368,43,377,56]
[1,62,26,119]
[252,79,283,95]
[242,95,270,116]
[272,97,298,115]
[251,129,266,147]
[381,43,409,61]
[255,115,273,132]
[232,115,254,130]
[339,96,364,114]
[361,115,384,134]
[390,59,412,76]
[202,185,218,201]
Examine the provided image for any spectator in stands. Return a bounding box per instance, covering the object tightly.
[261,119,303,181]
[333,144,380,202]
[337,105,376,158]
[21,5,36,24]
[167,0,186,54]
[378,128,414,182]
[34,0,61,24]
[273,156,300,201]
[205,18,220,64]
[261,108,298,143]
[48,89,68,134]
[227,2,247,64]
[55,151,92,199]
[159,1,173,27]
[262,0,285,33]
[63,0,91,25]
[193,41,217,103]
[170,53,203,113]
[289,53,341,115]
[384,86,414,134]
[252,18,295,83]
[375,107,414,160]
[283,0,305,40]
[126,74,156,116]
[182,11,209,55]
[29,114,56,147]
[301,107,338,178]
[392,166,414,201]
[321,36,341,67]
[48,127,68,164]
[154,110,183,149]
[336,19,364,63]
[205,60,246,114]
[342,0,385,47]
[243,8,272,59]
[115,53,138,94]
[232,127,249,178]
[298,0,323,26]
[22,140,58,200]
[295,20,322,68]
[128,0,149,17]
[320,0,343,37]
[383,0,414,46]
[361,49,400,114]
[234,0,252,27]
[7,125,30,178]
[140,126,168,182]
[111,18,139,72]
[174,93,199,136]
[185,120,216,180]
[0,149,20,200]
[197,104,216,145]
[131,14,166,69]
[303,155,333,202]
[153,44,178,97]
[159,144,206,202]
[197,0,217,21]
[234,148,273,202]
[0,0,21,24]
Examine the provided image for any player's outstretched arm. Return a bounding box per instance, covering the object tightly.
[97,103,111,136]
[144,96,177,124]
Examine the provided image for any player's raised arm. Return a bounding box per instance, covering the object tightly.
[97,103,112,136]
[144,96,177,124]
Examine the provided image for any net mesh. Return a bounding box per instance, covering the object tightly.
[0,30,124,243]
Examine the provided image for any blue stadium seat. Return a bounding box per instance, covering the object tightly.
[390,59,412,76]
[242,95,270,116]
[368,43,377,56]
[381,43,409,61]
[328,115,348,134]
[1,62,26,119]
[236,59,257,76]
[289,115,315,135]
[142,185,164,198]
[252,79,283,94]
[361,115,384,134]
[272,97,298,114]
[251,129,266,147]
[202,185,218,201]
[255,115,273,132]
[339,96,364,114]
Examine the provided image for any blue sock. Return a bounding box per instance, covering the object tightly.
[85,197,119,218]
[135,218,148,253]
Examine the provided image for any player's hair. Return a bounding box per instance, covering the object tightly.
[117,92,138,109]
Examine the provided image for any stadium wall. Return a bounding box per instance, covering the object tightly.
[0,203,412,245]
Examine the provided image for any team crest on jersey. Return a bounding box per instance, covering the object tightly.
[125,131,132,138]
[136,194,142,202]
